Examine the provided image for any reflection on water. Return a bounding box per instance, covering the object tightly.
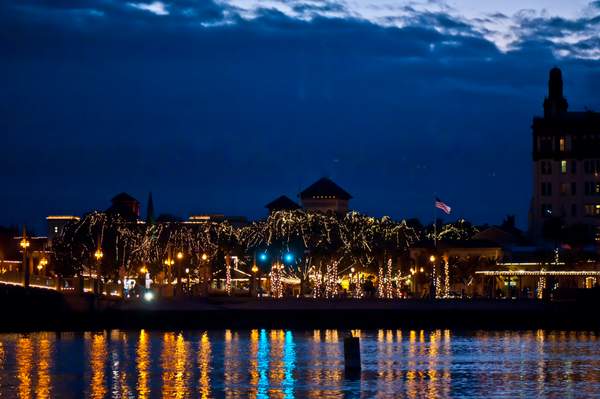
[1,329,600,398]
[88,332,107,399]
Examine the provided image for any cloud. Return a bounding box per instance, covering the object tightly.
[0,0,600,230]
[129,1,169,16]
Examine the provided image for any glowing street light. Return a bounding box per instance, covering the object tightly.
[429,255,436,263]
[164,259,174,266]
[252,264,259,273]
[201,253,208,261]
[38,257,48,271]
[94,249,104,260]
[283,252,294,264]
[176,251,183,260]
[19,238,30,249]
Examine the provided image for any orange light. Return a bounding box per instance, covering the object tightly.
[176,252,183,260]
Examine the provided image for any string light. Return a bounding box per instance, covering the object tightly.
[271,262,283,298]
[377,262,385,298]
[52,209,482,299]
[385,258,393,298]
[444,258,450,298]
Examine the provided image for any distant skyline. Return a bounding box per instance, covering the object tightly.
[1,0,600,232]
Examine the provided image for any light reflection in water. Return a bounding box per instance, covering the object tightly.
[198,332,211,399]
[136,330,150,399]
[161,332,190,399]
[89,332,107,399]
[248,330,259,398]
[36,333,52,399]
[282,331,295,399]
[224,329,242,399]
[257,329,269,399]
[110,330,131,398]
[2,329,600,398]
[268,330,285,399]
[16,335,33,399]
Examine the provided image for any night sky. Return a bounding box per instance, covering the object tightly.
[2,0,600,232]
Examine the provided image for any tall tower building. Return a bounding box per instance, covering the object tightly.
[530,68,600,240]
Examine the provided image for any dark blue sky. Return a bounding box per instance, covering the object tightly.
[1,0,600,232]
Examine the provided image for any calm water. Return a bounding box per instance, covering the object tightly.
[0,329,599,398]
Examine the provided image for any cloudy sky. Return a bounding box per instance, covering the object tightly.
[1,0,600,232]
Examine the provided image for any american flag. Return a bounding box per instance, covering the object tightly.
[435,197,451,214]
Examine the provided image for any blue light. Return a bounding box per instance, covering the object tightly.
[283,253,294,264]
[259,253,268,262]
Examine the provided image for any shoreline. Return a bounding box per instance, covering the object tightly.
[2,285,600,331]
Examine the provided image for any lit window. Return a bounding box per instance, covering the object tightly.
[559,137,565,152]
[561,160,567,174]
[584,204,600,217]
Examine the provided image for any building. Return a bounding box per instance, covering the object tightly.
[530,67,600,240]
[299,177,352,214]
[265,195,301,214]
[46,215,80,247]
[107,192,141,220]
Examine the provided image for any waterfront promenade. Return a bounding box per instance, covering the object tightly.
[2,283,599,331]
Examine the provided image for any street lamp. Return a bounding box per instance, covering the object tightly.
[164,259,175,266]
[283,252,294,264]
[201,253,208,261]
[251,264,259,274]
[20,238,30,250]
[93,246,103,295]
[37,257,48,273]
[175,252,184,296]
[429,254,437,299]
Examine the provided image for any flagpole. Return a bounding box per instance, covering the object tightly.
[433,196,437,248]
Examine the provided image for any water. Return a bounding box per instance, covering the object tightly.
[0,329,599,398]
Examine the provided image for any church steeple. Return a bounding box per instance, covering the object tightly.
[543,67,568,118]
[146,192,155,225]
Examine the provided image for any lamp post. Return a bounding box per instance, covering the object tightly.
[185,267,190,295]
[200,253,209,296]
[164,254,175,297]
[176,251,183,297]
[38,257,48,279]
[94,246,103,295]
[251,260,259,297]
[20,226,30,288]
[429,254,436,299]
